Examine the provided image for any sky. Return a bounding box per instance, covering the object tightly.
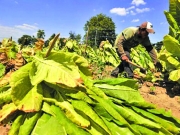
[0,0,169,44]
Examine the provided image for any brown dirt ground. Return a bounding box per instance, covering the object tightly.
[0,66,180,135]
[140,81,180,119]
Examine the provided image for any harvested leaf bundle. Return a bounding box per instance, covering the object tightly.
[0,51,179,135]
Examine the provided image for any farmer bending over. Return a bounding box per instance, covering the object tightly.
[111,21,162,78]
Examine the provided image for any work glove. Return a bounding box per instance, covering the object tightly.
[155,61,163,72]
[121,55,129,61]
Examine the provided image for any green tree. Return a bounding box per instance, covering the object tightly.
[37,29,45,39]
[69,31,82,43]
[17,35,34,46]
[84,13,116,46]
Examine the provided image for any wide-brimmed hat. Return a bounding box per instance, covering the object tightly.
[140,21,155,34]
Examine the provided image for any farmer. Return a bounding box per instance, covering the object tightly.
[111,21,162,78]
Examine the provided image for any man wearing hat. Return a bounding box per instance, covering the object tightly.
[111,21,162,78]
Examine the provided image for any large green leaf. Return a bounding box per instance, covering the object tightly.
[164,11,179,31]
[169,69,180,81]
[147,108,180,125]
[66,91,95,104]
[0,88,12,106]
[131,124,164,135]
[10,63,43,112]
[93,77,138,89]
[31,113,67,135]
[169,25,177,37]
[169,0,180,27]
[10,62,32,102]
[71,100,110,134]
[14,84,43,112]
[30,57,83,88]
[8,113,26,135]
[43,98,90,128]
[112,105,161,129]
[163,35,180,58]
[18,112,42,135]
[90,95,140,134]
[101,87,144,103]
[46,51,92,76]
[167,56,180,69]
[50,105,90,135]
[101,117,134,135]
[93,103,114,121]
[132,106,180,134]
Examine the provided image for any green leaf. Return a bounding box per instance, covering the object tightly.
[50,105,90,135]
[169,69,180,81]
[112,105,161,129]
[101,88,145,104]
[10,63,33,108]
[8,113,26,135]
[18,112,42,135]
[30,57,83,88]
[66,91,95,104]
[164,11,179,31]
[41,102,54,116]
[93,77,138,90]
[169,0,180,27]
[132,106,180,134]
[13,84,43,112]
[163,35,180,58]
[46,51,92,76]
[147,108,180,125]
[101,117,134,135]
[90,95,140,134]
[31,113,67,135]
[167,56,180,69]
[131,124,163,135]
[0,88,12,106]
[85,117,108,135]
[43,98,90,128]
[71,100,110,134]
[93,104,114,121]
[169,25,177,37]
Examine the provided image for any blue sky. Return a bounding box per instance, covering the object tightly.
[0,0,169,43]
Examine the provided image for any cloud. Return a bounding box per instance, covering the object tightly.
[110,5,151,16]
[131,0,146,6]
[110,8,127,16]
[136,8,150,13]
[110,7,150,16]
[0,24,39,42]
[15,24,38,31]
[131,19,140,22]
[130,10,136,15]
[110,6,135,16]
[0,25,25,41]
[126,6,135,11]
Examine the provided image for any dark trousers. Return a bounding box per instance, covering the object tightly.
[111,49,134,78]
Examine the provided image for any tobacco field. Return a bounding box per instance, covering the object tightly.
[1,0,180,135]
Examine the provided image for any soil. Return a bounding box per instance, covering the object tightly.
[140,81,180,119]
[0,66,180,135]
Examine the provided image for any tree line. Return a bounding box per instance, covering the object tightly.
[16,13,161,48]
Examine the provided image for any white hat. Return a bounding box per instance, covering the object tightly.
[140,21,155,34]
